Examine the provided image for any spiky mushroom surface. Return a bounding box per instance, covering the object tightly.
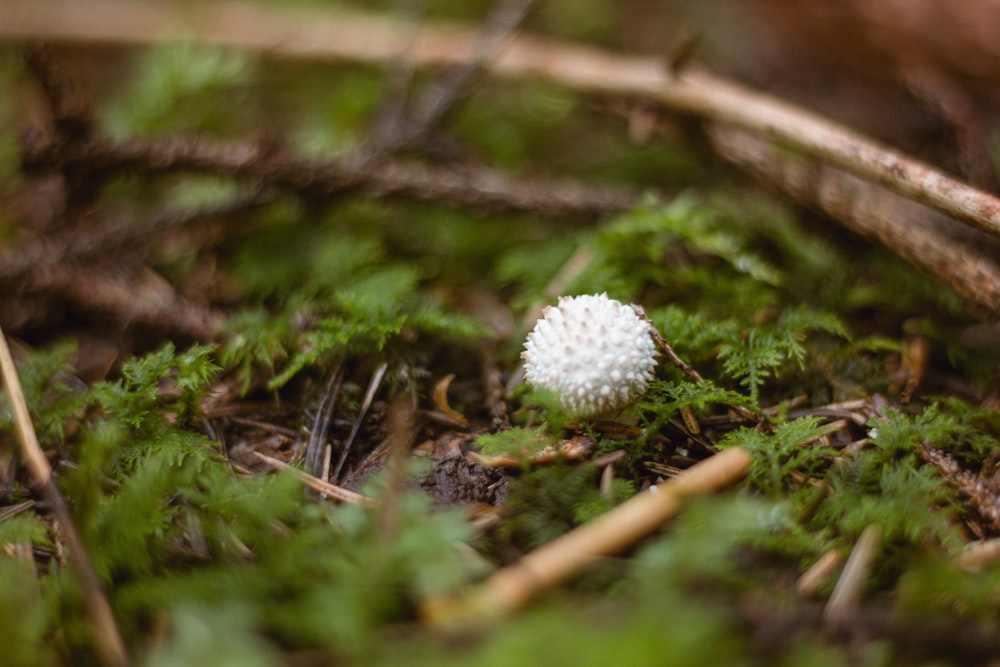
[522,293,658,416]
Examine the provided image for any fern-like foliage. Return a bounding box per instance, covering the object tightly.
[634,379,756,452]
[103,42,257,139]
[717,307,847,402]
[818,460,955,546]
[640,379,754,421]
[475,426,555,458]
[222,220,489,392]
[651,305,847,405]
[720,416,834,495]
[91,342,219,429]
[264,282,488,390]
[0,340,86,448]
[0,343,486,661]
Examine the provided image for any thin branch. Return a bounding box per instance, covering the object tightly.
[421,446,751,630]
[21,133,639,221]
[252,452,376,507]
[22,43,92,138]
[708,126,1000,315]
[364,0,535,158]
[373,384,420,577]
[795,547,844,598]
[825,524,881,624]
[0,190,273,284]
[6,1,1000,239]
[741,594,1000,662]
[480,344,509,432]
[364,0,426,155]
[404,0,535,139]
[955,537,1000,572]
[0,326,130,667]
[24,262,225,340]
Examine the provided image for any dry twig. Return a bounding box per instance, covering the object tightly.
[252,451,375,507]
[955,537,1000,572]
[302,364,345,479]
[10,2,1000,312]
[709,126,1000,314]
[24,262,224,340]
[825,524,881,624]
[0,192,272,285]
[21,133,638,221]
[742,593,1000,662]
[363,0,536,158]
[795,547,844,598]
[0,326,129,667]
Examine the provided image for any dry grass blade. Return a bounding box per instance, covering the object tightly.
[825,524,881,624]
[796,548,844,598]
[0,326,130,667]
[333,362,388,481]
[422,446,752,630]
[252,452,376,508]
[303,364,344,479]
[955,538,1000,572]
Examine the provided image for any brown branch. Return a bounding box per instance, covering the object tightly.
[5,1,1000,239]
[22,43,92,138]
[364,0,536,159]
[708,126,1000,315]
[373,386,420,579]
[795,547,844,598]
[902,66,997,191]
[332,362,388,482]
[0,190,273,285]
[25,262,224,340]
[20,133,639,221]
[0,326,130,667]
[480,344,509,432]
[406,0,534,132]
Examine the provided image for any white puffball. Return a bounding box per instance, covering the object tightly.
[522,293,657,416]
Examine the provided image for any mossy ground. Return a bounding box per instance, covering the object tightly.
[2,3,1000,665]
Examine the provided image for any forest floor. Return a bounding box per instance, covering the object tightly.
[3,2,1000,665]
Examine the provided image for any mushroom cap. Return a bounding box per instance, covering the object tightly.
[522,293,658,416]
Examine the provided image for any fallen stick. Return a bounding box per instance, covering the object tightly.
[708,126,1000,314]
[0,326,130,667]
[421,446,751,630]
[825,524,881,624]
[20,133,639,222]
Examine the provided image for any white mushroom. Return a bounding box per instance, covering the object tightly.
[521,293,657,416]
